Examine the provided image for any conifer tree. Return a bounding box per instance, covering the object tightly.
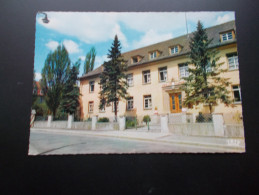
[60,60,81,115]
[183,21,232,113]
[41,45,71,117]
[83,47,96,75]
[99,35,128,121]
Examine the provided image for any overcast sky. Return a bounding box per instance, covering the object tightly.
[34,11,235,80]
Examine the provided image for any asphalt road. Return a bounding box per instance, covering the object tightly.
[29,131,227,155]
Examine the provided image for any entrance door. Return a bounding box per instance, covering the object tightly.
[170,93,182,113]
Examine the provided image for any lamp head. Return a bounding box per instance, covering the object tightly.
[42,14,49,23]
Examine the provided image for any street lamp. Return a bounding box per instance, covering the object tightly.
[38,12,49,23]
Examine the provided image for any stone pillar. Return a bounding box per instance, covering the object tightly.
[181,112,187,123]
[212,114,224,136]
[192,113,197,123]
[119,116,126,131]
[160,114,169,133]
[92,116,97,130]
[67,114,74,129]
[47,115,53,128]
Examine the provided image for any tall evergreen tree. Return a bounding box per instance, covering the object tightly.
[60,59,81,115]
[41,45,71,117]
[99,35,128,121]
[83,47,96,75]
[182,21,232,113]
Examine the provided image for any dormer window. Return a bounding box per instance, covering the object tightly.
[131,55,142,64]
[170,45,179,54]
[149,50,161,60]
[220,31,235,42]
[132,57,138,63]
[150,51,157,59]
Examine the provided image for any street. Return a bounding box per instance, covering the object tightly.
[29,130,234,155]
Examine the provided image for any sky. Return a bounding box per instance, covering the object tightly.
[34,11,235,81]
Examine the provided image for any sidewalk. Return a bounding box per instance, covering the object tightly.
[30,128,245,152]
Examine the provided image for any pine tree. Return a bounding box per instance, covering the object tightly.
[60,60,81,115]
[41,44,71,117]
[99,35,128,121]
[182,21,232,114]
[83,47,96,75]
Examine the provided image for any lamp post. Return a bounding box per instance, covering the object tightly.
[38,12,49,23]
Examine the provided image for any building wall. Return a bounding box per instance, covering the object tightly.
[80,43,242,123]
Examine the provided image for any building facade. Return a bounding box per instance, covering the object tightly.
[79,21,242,124]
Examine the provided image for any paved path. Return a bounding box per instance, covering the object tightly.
[29,128,245,155]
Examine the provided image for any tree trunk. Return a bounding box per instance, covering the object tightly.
[53,109,56,120]
[114,100,117,122]
[209,104,212,114]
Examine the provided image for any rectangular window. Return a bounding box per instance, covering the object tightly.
[89,81,95,92]
[112,101,119,112]
[170,46,179,54]
[127,73,133,87]
[159,67,167,82]
[144,95,152,109]
[143,70,151,84]
[89,101,94,113]
[227,53,239,70]
[179,63,189,78]
[127,97,134,110]
[150,51,157,59]
[232,85,241,103]
[222,32,233,41]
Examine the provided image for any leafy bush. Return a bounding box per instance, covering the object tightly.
[98,117,109,122]
[126,120,134,128]
[32,97,49,117]
[143,115,151,125]
[126,117,137,128]
[126,119,136,128]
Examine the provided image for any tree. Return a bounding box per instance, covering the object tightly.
[83,47,96,75]
[182,21,232,114]
[60,59,81,115]
[41,45,71,117]
[99,35,128,121]
[32,70,38,105]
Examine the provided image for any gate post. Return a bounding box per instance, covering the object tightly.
[47,115,53,128]
[92,115,97,130]
[67,114,74,129]
[181,112,187,123]
[160,114,169,133]
[212,114,224,136]
[119,116,126,131]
